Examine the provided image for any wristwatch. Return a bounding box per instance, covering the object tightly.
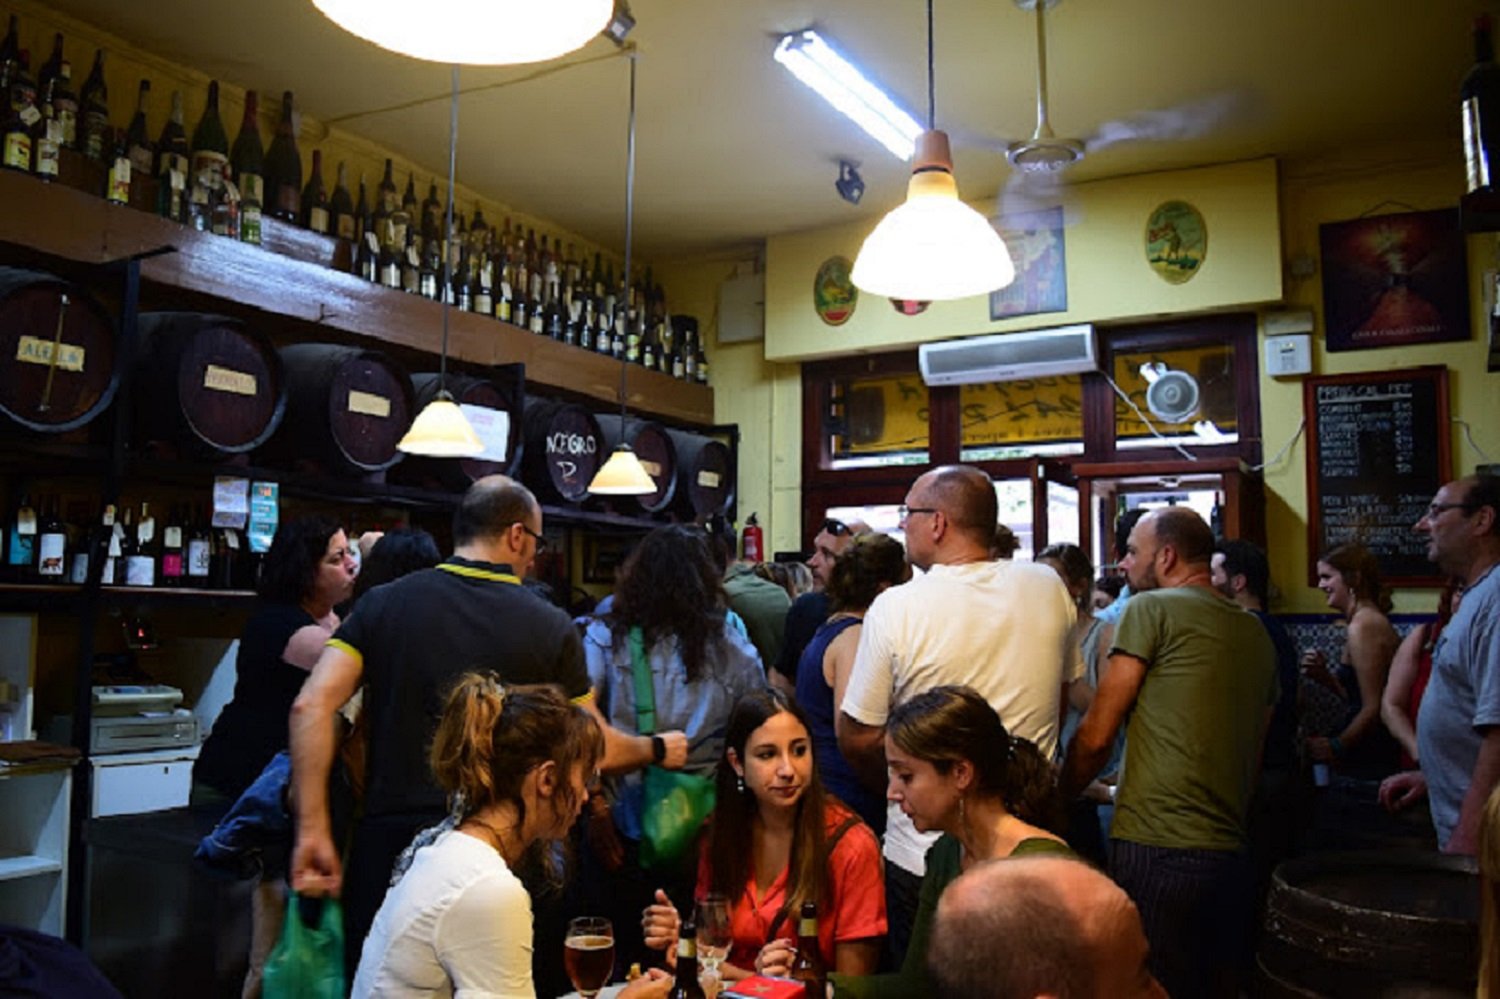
[651,735,666,763]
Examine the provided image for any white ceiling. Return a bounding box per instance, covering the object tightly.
[41,0,1483,258]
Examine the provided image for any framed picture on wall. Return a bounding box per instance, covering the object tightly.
[989,206,1068,321]
[1319,207,1470,352]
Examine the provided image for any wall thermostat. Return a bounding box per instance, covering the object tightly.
[1264,334,1312,377]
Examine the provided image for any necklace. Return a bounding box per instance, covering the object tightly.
[462,816,516,863]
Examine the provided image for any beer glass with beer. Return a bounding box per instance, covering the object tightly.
[564,916,615,997]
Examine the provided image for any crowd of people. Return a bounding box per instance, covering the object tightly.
[188,465,1499,998]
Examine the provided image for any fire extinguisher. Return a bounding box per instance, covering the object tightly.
[741,513,764,563]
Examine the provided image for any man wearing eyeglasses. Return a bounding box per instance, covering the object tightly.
[773,515,869,692]
[838,465,1082,964]
[287,475,689,973]
[1382,473,1500,855]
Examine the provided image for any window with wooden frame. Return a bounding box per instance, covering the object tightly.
[799,314,1262,554]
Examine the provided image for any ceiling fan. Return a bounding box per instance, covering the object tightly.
[981,0,1250,206]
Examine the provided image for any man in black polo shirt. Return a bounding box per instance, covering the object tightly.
[288,475,688,971]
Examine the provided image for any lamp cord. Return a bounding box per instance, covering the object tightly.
[926,0,935,130]
[439,64,459,397]
[618,50,637,426]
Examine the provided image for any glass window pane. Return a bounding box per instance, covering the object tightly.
[959,377,1085,461]
[995,479,1035,560]
[825,373,929,469]
[1046,481,1079,547]
[1112,344,1239,448]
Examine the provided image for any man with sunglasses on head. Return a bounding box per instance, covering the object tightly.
[287,475,688,976]
[838,465,1082,966]
[1382,473,1500,855]
[772,514,870,693]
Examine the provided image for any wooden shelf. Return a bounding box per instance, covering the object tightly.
[0,855,63,882]
[0,170,715,426]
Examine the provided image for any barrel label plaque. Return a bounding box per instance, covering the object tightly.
[203,364,258,396]
[347,389,391,418]
[16,335,84,371]
[697,469,722,488]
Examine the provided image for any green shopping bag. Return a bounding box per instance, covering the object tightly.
[262,893,347,999]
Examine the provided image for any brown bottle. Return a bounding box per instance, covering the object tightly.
[668,921,705,999]
[787,900,826,999]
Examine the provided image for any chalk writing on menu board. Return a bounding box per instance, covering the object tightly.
[1305,367,1449,583]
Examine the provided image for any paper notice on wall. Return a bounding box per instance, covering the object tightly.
[459,404,511,464]
[212,476,250,529]
[248,481,279,554]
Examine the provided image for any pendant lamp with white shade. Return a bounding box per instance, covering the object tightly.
[310,0,612,65]
[397,67,484,458]
[589,51,657,497]
[851,0,1016,302]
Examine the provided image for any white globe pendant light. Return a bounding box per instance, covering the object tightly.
[310,0,612,65]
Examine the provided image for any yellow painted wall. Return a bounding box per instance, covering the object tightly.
[1268,143,1500,614]
[764,158,1284,362]
[5,0,627,277]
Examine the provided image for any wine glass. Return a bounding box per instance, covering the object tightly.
[564,916,614,998]
[696,894,732,984]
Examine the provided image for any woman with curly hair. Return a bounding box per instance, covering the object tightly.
[795,533,910,833]
[1304,542,1401,779]
[353,674,670,998]
[833,685,1070,999]
[581,525,767,968]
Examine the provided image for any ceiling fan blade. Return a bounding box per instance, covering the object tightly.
[947,125,1026,156]
[993,167,1083,227]
[1082,89,1256,154]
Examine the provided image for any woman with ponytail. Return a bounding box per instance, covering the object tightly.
[834,685,1070,999]
[352,673,670,998]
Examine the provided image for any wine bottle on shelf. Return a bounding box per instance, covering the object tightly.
[104,127,131,205]
[190,80,230,196]
[578,296,596,352]
[67,506,93,585]
[100,504,120,585]
[378,220,401,290]
[697,342,710,386]
[469,206,489,253]
[159,504,184,587]
[1465,14,1500,194]
[376,157,398,217]
[330,160,355,241]
[0,16,18,80]
[6,495,37,582]
[787,901,827,999]
[35,498,66,580]
[683,334,698,382]
[52,60,77,150]
[186,509,212,584]
[400,172,419,234]
[401,224,422,295]
[124,79,153,178]
[156,91,190,223]
[231,89,264,245]
[420,178,441,242]
[124,501,156,587]
[300,148,329,234]
[355,175,378,281]
[495,245,514,322]
[668,924,705,999]
[36,34,63,97]
[263,90,301,222]
[2,51,36,174]
[33,67,62,182]
[210,525,241,590]
[78,48,108,162]
[473,238,493,316]
[671,338,686,380]
[419,225,441,300]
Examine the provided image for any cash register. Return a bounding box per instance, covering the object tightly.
[90,684,199,754]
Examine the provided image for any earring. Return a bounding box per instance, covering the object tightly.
[737,775,745,794]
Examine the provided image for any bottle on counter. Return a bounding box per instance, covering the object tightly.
[668,922,705,999]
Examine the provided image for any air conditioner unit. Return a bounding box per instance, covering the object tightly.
[918,324,1098,386]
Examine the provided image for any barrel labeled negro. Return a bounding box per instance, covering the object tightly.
[395,368,525,490]
[667,429,735,518]
[271,344,414,475]
[133,312,287,456]
[0,266,118,432]
[523,398,603,504]
[598,414,678,513]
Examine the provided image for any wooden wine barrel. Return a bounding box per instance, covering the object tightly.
[399,369,525,489]
[1258,851,1478,998]
[597,414,678,513]
[272,343,413,475]
[133,312,286,455]
[522,398,603,504]
[0,266,118,432]
[667,429,735,518]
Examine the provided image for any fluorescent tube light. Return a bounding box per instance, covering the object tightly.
[774,29,922,160]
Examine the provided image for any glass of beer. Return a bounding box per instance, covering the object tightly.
[564,916,615,997]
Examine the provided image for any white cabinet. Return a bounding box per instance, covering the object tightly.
[0,763,72,935]
[91,747,198,818]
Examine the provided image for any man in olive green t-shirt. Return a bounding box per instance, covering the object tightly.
[1061,507,1276,999]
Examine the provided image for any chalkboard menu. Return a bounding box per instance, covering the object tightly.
[1304,367,1450,584]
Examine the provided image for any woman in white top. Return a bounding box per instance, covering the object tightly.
[353,673,672,998]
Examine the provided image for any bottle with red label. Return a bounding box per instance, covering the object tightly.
[160,504,185,587]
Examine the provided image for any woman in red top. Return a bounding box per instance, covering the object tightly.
[1382,578,1465,769]
[642,689,886,983]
